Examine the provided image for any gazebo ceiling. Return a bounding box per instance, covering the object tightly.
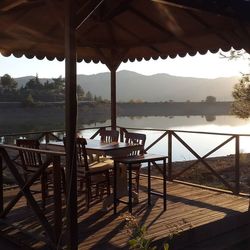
[0,0,250,64]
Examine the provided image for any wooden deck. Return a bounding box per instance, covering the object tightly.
[0,176,250,250]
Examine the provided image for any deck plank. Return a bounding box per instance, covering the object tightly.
[0,177,249,249]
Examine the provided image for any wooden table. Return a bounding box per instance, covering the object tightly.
[46,139,143,157]
[45,140,144,210]
[113,154,168,214]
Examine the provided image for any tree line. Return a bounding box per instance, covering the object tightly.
[0,74,107,105]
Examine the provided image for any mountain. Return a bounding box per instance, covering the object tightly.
[14,70,239,102]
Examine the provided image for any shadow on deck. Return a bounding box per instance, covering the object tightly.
[0,176,249,250]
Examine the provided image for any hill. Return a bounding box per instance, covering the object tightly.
[14,70,238,102]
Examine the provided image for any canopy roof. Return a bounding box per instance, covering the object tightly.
[1,0,250,65]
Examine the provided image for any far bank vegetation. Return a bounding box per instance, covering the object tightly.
[0,73,224,108]
[0,73,108,106]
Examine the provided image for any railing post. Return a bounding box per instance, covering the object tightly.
[168,130,172,181]
[0,154,3,213]
[45,133,50,144]
[235,135,240,195]
[120,127,124,142]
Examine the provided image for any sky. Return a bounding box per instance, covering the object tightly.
[0,50,249,79]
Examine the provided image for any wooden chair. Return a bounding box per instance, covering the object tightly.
[75,137,112,209]
[16,139,66,209]
[99,128,119,143]
[16,139,48,209]
[94,128,119,162]
[124,132,146,192]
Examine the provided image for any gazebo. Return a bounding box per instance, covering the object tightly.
[1,0,250,249]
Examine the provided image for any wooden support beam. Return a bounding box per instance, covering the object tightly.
[65,0,78,249]
[0,155,3,214]
[45,0,64,29]
[112,20,162,54]
[76,0,132,30]
[151,0,250,22]
[0,0,27,11]
[129,5,192,49]
[235,135,240,194]
[168,131,172,180]
[186,11,232,44]
[110,67,117,129]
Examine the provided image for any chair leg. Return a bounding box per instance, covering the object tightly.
[41,172,47,210]
[61,168,67,197]
[136,169,140,193]
[86,176,91,209]
[106,171,111,196]
[24,175,30,207]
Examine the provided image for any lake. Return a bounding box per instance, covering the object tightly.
[1,114,250,162]
[79,115,250,162]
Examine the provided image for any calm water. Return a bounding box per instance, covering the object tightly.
[2,115,250,162]
[79,115,250,162]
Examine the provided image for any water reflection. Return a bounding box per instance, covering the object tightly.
[1,115,250,162]
[205,115,216,122]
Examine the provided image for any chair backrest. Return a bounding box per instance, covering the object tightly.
[125,132,146,156]
[16,139,42,169]
[75,137,89,172]
[99,128,119,143]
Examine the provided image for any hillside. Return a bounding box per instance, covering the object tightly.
[14,70,238,102]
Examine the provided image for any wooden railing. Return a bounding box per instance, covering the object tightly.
[1,126,250,195]
[118,126,249,195]
[0,144,65,248]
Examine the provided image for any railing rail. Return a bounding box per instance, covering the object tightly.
[1,126,249,195]
[117,126,246,195]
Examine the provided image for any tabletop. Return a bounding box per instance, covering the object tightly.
[45,139,143,157]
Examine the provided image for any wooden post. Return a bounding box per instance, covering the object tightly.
[120,127,124,142]
[53,155,62,244]
[168,130,172,181]
[65,0,78,249]
[0,155,3,214]
[235,135,240,195]
[110,67,117,130]
[45,133,50,144]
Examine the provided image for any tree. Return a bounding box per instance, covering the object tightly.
[23,93,35,107]
[221,49,250,118]
[205,96,216,103]
[25,74,43,90]
[0,74,17,92]
[77,85,85,100]
[96,96,103,102]
[85,91,93,101]
[52,76,65,91]
[231,74,250,118]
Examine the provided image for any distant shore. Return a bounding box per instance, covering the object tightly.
[0,101,232,116]
[0,101,233,134]
[117,102,232,116]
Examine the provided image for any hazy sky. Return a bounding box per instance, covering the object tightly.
[0,50,249,79]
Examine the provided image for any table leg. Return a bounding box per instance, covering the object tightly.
[163,158,167,211]
[128,163,132,213]
[148,161,151,206]
[113,162,117,214]
[53,155,62,243]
